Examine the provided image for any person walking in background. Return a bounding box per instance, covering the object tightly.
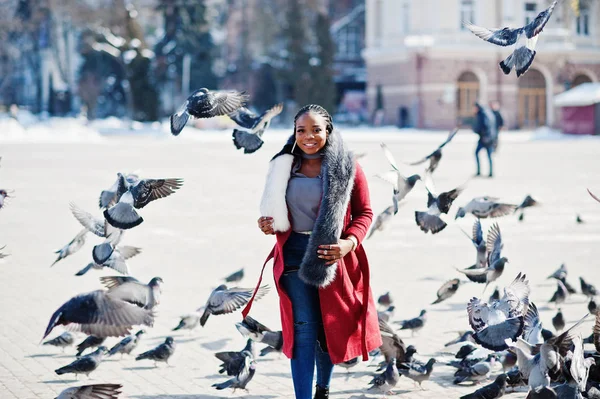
[471,102,497,178]
[489,100,504,153]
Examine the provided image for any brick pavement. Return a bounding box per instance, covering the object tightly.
[0,130,599,398]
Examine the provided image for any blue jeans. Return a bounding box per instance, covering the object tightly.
[475,141,493,176]
[280,269,334,399]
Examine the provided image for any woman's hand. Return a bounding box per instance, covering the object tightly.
[317,239,354,266]
[257,216,274,235]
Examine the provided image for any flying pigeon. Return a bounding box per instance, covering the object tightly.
[212,352,256,392]
[235,316,283,354]
[171,313,201,332]
[455,196,518,219]
[559,335,596,395]
[55,383,123,399]
[377,143,422,204]
[459,373,507,399]
[103,176,184,229]
[108,330,145,358]
[415,181,464,234]
[368,358,400,395]
[404,128,458,174]
[516,194,539,220]
[70,203,124,246]
[55,346,108,378]
[432,279,461,305]
[224,268,244,283]
[577,214,585,224]
[396,309,427,336]
[135,336,175,366]
[100,276,163,310]
[215,339,255,376]
[42,331,75,352]
[378,317,407,365]
[464,0,559,77]
[76,245,142,276]
[398,358,436,389]
[199,284,270,327]
[580,277,597,298]
[467,273,530,351]
[0,245,8,259]
[458,219,487,270]
[99,173,139,209]
[230,103,284,154]
[588,188,600,203]
[523,303,544,345]
[367,202,398,239]
[170,88,249,135]
[76,335,106,357]
[0,189,12,210]
[52,229,89,267]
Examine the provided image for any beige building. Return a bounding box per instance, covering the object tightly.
[363,0,600,129]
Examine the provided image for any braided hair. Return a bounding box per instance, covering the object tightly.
[293,104,334,135]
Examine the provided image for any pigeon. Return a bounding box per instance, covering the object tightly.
[377,143,422,204]
[368,358,400,394]
[235,316,283,353]
[212,352,256,392]
[396,310,427,336]
[552,309,565,333]
[459,219,487,270]
[444,331,476,347]
[454,343,478,361]
[108,330,145,358]
[55,346,107,378]
[99,276,163,310]
[593,312,600,354]
[460,373,507,399]
[455,196,518,219]
[230,103,283,154]
[103,176,184,229]
[76,336,106,357]
[457,223,508,292]
[0,245,8,259]
[464,0,559,77]
[405,128,458,174]
[42,289,155,340]
[415,181,464,234]
[549,279,569,306]
[55,383,123,399]
[76,245,142,276]
[523,303,544,345]
[42,331,75,351]
[0,189,11,210]
[215,339,255,376]
[378,292,393,308]
[367,202,398,239]
[467,273,530,351]
[580,277,597,298]
[557,335,596,396]
[548,264,567,281]
[70,203,124,246]
[398,358,436,389]
[432,278,461,305]
[135,336,175,366]
[516,195,538,220]
[224,268,244,283]
[526,386,558,398]
[489,286,500,302]
[378,317,407,365]
[52,229,88,267]
[199,284,270,327]
[559,276,577,295]
[453,355,495,384]
[589,189,600,203]
[518,212,525,222]
[173,313,201,332]
[378,305,395,323]
[397,345,421,370]
[589,298,598,316]
[170,88,249,135]
[99,173,139,209]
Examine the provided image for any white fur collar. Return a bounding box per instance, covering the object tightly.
[259,153,294,232]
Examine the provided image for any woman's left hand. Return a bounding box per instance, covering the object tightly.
[317,240,354,266]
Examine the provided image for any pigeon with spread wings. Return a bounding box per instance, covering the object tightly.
[230,103,283,154]
[51,228,88,267]
[455,196,518,219]
[377,143,422,205]
[100,275,163,310]
[76,245,142,276]
[99,172,139,209]
[464,0,559,77]
[199,284,270,327]
[415,179,464,234]
[56,383,123,399]
[405,128,458,174]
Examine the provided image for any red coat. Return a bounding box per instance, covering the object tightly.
[243,164,382,364]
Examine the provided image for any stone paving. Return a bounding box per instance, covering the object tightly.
[0,129,599,399]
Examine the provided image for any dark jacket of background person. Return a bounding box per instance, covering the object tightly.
[472,103,497,147]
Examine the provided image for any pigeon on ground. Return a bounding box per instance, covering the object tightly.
[549,279,569,306]
[415,181,464,234]
[404,128,458,174]
[432,279,461,305]
[453,355,495,384]
[589,189,600,203]
[108,330,145,358]
[76,245,142,276]
[0,189,12,210]
[580,277,597,298]
[55,383,123,399]
[523,303,544,345]
[464,0,559,77]
[76,336,106,357]
[444,331,476,347]
[42,331,75,352]
[368,358,400,394]
[455,196,518,219]
[577,214,585,224]
[548,264,567,281]
[99,276,163,310]
[212,352,256,392]
[398,358,436,390]
[378,305,395,323]
[526,386,557,399]
[216,339,255,376]
[552,309,565,333]
[460,373,507,399]
[235,316,283,354]
[103,176,184,230]
[396,310,427,336]
[378,292,393,308]
[467,273,530,351]
[377,143,422,204]
[367,202,399,239]
[99,172,139,209]
[135,337,175,366]
[42,289,155,340]
[199,284,270,327]
[397,345,421,370]
[559,277,577,295]
[224,268,244,283]
[173,313,201,332]
[170,88,249,135]
[589,298,598,316]
[378,317,407,366]
[52,229,88,267]
[229,103,283,154]
[55,346,108,378]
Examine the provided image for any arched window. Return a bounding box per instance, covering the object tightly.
[518,69,547,127]
[572,73,592,88]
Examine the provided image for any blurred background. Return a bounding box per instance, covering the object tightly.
[0,0,598,132]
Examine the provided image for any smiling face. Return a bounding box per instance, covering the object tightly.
[294,112,328,155]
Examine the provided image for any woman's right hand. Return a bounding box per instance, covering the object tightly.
[257,216,275,235]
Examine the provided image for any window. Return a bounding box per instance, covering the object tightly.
[576,3,590,36]
[524,2,537,25]
[460,0,475,30]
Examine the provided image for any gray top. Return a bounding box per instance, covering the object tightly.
[286,160,322,232]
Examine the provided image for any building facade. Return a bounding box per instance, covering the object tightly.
[364,0,600,129]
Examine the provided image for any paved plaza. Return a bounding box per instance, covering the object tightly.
[0,128,599,398]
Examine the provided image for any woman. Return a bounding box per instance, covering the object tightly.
[242,105,382,399]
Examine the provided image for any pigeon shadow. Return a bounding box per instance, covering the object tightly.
[26,353,55,358]
[42,379,78,384]
[132,395,278,399]
[196,374,225,380]
[259,371,293,379]
[173,337,201,344]
[123,366,156,371]
[200,338,231,351]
